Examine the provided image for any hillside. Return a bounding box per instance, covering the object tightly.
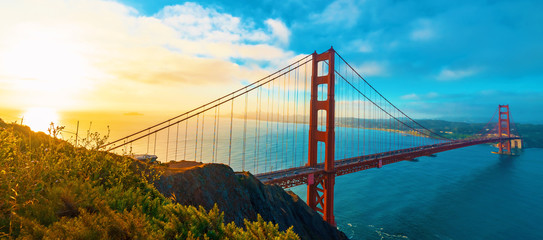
[0,120,301,239]
[340,117,543,148]
[416,119,543,148]
[154,161,347,240]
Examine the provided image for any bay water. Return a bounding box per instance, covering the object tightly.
[56,116,543,239]
[291,146,543,239]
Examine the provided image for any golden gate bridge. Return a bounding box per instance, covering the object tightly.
[100,47,521,226]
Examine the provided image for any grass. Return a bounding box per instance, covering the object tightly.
[0,119,299,239]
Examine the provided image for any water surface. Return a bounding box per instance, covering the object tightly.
[292,146,543,240]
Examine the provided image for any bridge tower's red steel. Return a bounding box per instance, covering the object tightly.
[307,47,336,226]
[498,104,511,154]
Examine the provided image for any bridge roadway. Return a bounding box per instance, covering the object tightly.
[255,137,520,188]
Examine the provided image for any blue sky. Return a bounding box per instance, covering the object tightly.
[1,0,541,124]
[123,0,543,123]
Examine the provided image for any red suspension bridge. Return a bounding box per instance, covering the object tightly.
[101,47,521,226]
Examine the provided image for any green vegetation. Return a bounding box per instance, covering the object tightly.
[515,124,543,148]
[0,119,299,239]
[416,119,543,148]
[341,117,543,148]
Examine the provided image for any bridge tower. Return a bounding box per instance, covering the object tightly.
[308,47,336,226]
[497,104,511,154]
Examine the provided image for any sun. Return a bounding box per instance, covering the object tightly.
[0,24,95,110]
[21,108,60,133]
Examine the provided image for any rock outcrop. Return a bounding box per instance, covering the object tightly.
[154,161,348,240]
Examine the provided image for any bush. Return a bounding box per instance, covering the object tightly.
[0,119,299,239]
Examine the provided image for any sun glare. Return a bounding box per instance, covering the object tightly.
[0,24,96,110]
[21,108,60,133]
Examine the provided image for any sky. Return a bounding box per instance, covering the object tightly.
[1,0,542,130]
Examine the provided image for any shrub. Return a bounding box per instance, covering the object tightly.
[0,119,299,239]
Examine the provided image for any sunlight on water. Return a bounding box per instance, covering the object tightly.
[34,112,543,240]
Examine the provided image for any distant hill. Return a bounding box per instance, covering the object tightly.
[416,119,543,148]
[338,117,543,149]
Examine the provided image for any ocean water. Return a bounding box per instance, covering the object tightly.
[291,146,543,240]
[51,115,543,239]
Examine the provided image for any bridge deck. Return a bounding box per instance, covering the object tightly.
[255,137,520,188]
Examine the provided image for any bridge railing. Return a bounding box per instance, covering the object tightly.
[103,48,510,176]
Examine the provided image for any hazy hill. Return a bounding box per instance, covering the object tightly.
[339,117,543,148]
[416,119,543,148]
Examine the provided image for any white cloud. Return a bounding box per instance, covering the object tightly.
[401,93,420,100]
[0,0,296,111]
[154,3,294,61]
[350,39,373,53]
[410,28,434,41]
[265,19,290,46]
[310,0,360,28]
[357,61,386,77]
[156,3,269,43]
[410,19,435,41]
[401,92,440,101]
[437,68,479,81]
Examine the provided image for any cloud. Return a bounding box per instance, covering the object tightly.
[410,19,436,41]
[153,3,294,62]
[436,68,479,81]
[156,3,269,44]
[401,93,419,100]
[410,28,434,41]
[265,19,290,46]
[0,0,296,111]
[400,92,439,101]
[350,39,373,53]
[356,61,386,77]
[309,0,360,28]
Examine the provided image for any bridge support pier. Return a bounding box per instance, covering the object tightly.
[497,105,512,155]
[308,47,336,226]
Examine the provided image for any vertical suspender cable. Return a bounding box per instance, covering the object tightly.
[228,99,234,166]
[147,129,150,154]
[357,69,360,156]
[265,80,271,172]
[200,113,205,162]
[303,61,308,167]
[215,105,220,163]
[286,68,291,168]
[269,80,275,172]
[284,73,289,168]
[351,67,354,158]
[184,114,188,160]
[275,76,281,170]
[153,132,157,155]
[194,115,199,161]
[295,64,300,166]
[363,75,366,158]
[242,89,248,171]
[212,107,217,163]
[175,123,179,161]
[166,121,170,161]
[255,86,262,173]
[253,87,259,172]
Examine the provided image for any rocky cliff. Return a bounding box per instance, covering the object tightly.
[153,161,348,240]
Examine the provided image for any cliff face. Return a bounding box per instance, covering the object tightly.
[154,162,348,240]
